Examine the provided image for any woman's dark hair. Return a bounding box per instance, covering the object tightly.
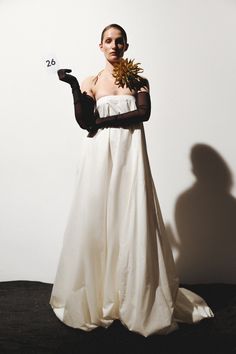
[100,24,127,44]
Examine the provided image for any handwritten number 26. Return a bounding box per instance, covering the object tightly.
[46,58,56,67]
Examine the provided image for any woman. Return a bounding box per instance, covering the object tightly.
[49,24,213,337]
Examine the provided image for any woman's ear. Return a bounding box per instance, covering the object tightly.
[125,43,129,52]
[99,43,103,52]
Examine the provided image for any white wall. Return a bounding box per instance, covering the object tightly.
[0,0,235,283]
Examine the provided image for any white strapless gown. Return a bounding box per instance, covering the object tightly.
[49,95,213,337]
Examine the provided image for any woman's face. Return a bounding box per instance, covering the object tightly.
[99,27,128,63]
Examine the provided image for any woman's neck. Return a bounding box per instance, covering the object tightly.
[103,61,115,75]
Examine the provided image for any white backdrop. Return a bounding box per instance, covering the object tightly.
[0,0,235,283]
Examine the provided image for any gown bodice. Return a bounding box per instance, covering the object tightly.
[96,94,137,118]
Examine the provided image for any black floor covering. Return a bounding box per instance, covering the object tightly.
[0,281,236,354]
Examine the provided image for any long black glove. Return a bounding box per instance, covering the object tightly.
[57,69,95,131]
[94,91,151,129]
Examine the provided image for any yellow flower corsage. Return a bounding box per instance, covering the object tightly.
[112,58,147,91]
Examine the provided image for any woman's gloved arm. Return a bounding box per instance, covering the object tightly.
[57,69,95,131]
[94,91,151,129]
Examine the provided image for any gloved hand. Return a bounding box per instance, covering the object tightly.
[57,69,79,90]
[57,69,96,132]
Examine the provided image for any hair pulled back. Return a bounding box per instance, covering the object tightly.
[100,24,128,44]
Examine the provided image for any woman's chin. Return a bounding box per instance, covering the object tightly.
[108,57,122,64]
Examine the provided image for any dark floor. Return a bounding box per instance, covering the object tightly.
[0,281,236,354]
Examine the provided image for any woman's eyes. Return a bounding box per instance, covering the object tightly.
[116,39,124,45]
[105,38,124,45]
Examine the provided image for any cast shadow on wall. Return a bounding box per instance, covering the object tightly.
[170,143,236,284]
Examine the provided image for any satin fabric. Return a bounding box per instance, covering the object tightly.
[49,95,213,337]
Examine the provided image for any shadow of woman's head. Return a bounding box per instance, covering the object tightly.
[190,144,233,193]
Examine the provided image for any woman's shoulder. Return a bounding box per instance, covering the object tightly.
[80,75,97,88]
[80,75,98,99]
[136,76,150,93]
[81,70,104,98]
